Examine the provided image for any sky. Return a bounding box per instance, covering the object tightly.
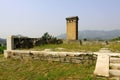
[0,0,120,38]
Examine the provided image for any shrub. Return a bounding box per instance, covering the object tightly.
[40,32,63,45]
[111,36,120,41]
[0,46,6,54]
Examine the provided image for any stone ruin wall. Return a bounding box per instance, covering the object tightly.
[7,36,52,50]
[7,35,110,50]
[8,36,63,50]
[5,35,99,64]
[4,50,97,64]
[13,37,43,49]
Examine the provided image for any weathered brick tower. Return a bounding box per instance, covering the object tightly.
[66,16,79,40]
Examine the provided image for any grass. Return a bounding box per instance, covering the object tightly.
[26,41,120,53]
[0,55,107,80]
[0,41,120,79]
[29,43,103,52]
[1,42,118,80]
[107,42,120,52]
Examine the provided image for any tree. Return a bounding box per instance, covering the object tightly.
[111,36,120,41]
[41,32,52,44]
[40,32,63,45]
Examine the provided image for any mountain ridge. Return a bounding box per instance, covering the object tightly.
[57,29,120,40]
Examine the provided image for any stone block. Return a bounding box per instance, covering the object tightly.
[53,58,60,62]
[94,54,109,77]
[4,50,9,58]
[7,36,14,50]
[72,59,81,63]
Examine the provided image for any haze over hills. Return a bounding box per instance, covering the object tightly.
[0,38,6,44]
[1,30,120,42]
[57,30,120,40]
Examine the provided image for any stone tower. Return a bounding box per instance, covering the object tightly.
[66,16,79,40]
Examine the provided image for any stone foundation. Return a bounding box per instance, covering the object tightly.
[4,50,97,64]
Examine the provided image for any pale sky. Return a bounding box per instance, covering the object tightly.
[0,0,120,38]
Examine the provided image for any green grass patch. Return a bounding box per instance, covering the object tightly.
[27,41,120,53]
[107,42,120,52]
[0,58,107,80]
[0,54,3,58]
[30,43,103,52]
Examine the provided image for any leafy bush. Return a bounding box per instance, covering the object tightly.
[111,36,120,41]
[40,32,63,45]
[0,46,6,54]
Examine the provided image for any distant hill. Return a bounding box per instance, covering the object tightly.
[0,38,6,45]
[57,30,120,40]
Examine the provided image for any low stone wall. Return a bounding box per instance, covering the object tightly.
[4,50,97,64]
[7,36,63,50]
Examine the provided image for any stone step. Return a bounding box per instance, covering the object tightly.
[110,63,120,70]
[110,58,120,63]
[109,53,120,57]
[109,77,120,80]
[109,70,120,77]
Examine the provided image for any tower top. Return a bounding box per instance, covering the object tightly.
[66,16,79,40]
[66,16,79,20]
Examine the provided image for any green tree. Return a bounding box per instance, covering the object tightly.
[111,36,120,41]
[41,32,63,45]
